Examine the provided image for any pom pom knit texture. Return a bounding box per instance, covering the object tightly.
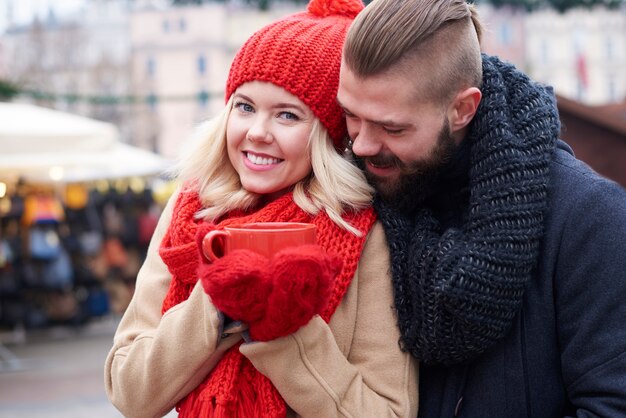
[225,0,364,146]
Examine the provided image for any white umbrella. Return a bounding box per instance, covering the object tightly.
[0,103,170,183]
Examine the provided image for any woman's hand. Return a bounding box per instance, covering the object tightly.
[197,245,342,341]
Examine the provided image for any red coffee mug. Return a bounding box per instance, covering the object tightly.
[202,222,316,261]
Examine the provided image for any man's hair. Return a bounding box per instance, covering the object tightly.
[344,0,483,104]
[171,97,374,235]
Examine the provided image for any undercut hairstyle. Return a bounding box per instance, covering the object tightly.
[171,97,374,236]
[344,0,483,105]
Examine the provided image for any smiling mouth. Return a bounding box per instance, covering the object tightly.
[245,152,282,165]
[368,160,393,169]
[364,159,401,179]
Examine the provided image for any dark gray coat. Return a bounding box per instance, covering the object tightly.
[419,141,626,417]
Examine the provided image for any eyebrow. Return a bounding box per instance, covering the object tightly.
[337,99,410,128]
[235,93,307,113]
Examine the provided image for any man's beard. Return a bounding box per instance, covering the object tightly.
[355,122,459,209]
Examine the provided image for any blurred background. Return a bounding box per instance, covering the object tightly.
[0,0,624,417]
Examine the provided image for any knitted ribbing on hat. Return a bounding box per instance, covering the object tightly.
[159,188,376,417]
[225,0,364,146]
[375,54,560,365]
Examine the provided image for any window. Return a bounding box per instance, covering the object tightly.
[198,90,209,108]
[607,76,616,102]
[605,37,614,60]
[197,55,206,76]
[540,39,549,64]
[146,57,156,78]
[576,79,586,101]
[499,23,512,46]
[147,93,158,111]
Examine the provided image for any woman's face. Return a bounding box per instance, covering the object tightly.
[226,81,315,201]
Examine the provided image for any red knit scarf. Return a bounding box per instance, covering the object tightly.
[159,189,376,417]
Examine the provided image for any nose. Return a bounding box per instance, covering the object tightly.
[246,115,273,143]
[350,123,381,157]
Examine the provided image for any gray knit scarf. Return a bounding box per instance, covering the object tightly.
[375,54,560,365]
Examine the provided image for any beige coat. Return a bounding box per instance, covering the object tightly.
[104,195,418,418]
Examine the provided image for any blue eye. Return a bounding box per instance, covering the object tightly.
[234,101,254,113]
[279,111,299,121]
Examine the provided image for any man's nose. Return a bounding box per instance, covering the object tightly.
[351,124,381,157]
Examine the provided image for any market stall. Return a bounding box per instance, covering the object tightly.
[0,103,172,364]
[0,102,169,183]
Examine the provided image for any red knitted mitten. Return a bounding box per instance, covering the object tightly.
[249,245,343,342]
[198,249,272,324]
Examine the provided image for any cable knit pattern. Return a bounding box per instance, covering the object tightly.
[376,54,560,365]
[225,0,364,145]
[159,191,205,313]
[159,188,376,417]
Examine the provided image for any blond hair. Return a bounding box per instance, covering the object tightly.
[344,0,483,105]
[172,97,373,235]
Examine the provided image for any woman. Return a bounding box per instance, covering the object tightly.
[104,0,418,416]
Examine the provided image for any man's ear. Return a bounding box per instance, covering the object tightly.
[447,87,481,133]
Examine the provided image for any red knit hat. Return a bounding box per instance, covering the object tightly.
[225,0,364,146]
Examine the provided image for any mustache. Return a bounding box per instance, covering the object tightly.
[356,153,421,176]
[367,154,402,168]
[355,153,403,170]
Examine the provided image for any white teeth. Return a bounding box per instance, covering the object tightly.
[246,152,280,165]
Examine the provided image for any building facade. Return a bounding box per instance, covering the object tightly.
[129,2,300,159]
[0,0,134,140]
[526,7,625,104]
[479,4,626,105]
[477,4,527,71]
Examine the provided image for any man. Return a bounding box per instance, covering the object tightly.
[337,0,626,416]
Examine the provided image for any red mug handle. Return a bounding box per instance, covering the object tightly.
[202,230,230,262]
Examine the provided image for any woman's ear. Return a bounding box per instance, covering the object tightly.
[447,87,481,133]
